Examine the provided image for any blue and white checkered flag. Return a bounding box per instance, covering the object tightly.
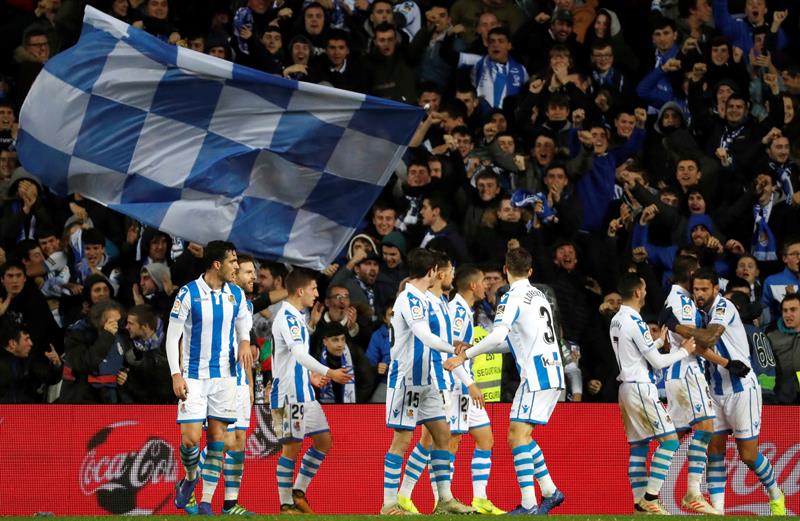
[17,6,424,269]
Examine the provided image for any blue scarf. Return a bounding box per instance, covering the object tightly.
[319,345,356,403]
[751,199,777,261]
[769,160,795,203]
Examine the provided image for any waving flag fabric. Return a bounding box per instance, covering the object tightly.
[17,6,424,269]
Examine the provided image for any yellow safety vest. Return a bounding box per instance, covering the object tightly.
[470,326,503,402]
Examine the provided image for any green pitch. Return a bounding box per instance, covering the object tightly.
[0,514,770,521]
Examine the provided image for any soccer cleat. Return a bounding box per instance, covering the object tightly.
[380,503,413,515]
[769,490,786,516]
[397,495,420,514]
[536,489,566,515]
[636,497,670,515]
[681,493,719,515]
[183,491,199,515]
[279,504,303,515]
[174,477,199,510]
[222,504,254,515]
[472,497,506,515]
[291,489,314,514]
[506,505,538,515]
[433,497,477,514]
[198,502,212,515]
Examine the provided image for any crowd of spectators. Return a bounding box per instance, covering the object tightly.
[1,0,799,405]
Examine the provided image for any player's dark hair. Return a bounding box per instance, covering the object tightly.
[692,267,719,286]
[407,248,438,279]
[672,255,699,284]
[505,247,532,277]
[618,272,644,299]
[430,249,451,270]
[82,228,105,247]
[128,304,158,331]
[454,265,483,293]
[237,253,255,266]
[285,268,316,294]
[204,240,236,270]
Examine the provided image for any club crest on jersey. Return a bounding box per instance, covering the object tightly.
[681,304,692,319]
[229,294,235,303]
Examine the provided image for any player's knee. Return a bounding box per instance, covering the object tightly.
[181,432,200,447]
[313,434,332,453]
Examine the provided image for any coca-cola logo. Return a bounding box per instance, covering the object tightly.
[78,421,177,515]
[664,438,799,515]
[80,438,177,495]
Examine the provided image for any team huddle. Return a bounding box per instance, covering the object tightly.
[610,255,786,515]
[162,242,785,515]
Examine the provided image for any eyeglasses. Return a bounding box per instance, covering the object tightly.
[785,252,800,258]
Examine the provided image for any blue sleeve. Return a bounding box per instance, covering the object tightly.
[366,329,382,366]
[713,0,743,45]
[631,221,649,249]
[567,127,581,156]
[635,68,674,109]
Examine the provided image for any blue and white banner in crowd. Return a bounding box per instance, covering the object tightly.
[17,6,424,269]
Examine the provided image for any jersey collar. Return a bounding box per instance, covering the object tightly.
[196,274,230,296]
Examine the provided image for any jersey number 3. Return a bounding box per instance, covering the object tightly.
[539,306,556,344]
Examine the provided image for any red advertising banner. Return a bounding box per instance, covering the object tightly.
[0,404,797,515]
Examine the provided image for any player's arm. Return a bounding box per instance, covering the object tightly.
[673,323,724,350]
[697,307,751,376]
[409,318,455,353]
[444,324,511,371]
[167,287,190,400]
[637,320,696,369]
[234,293,254,369]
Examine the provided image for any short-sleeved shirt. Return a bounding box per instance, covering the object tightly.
[664,285,704,380]
[494,279,563,391]
[609,304,658,384]
[388,283,433,389]
[169,275,250,380]
[705,294,758,396]
[270,301,316,407]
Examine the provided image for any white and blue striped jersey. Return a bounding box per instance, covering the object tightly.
[494,279,563,391]
[235,299,253,387]
[609,305,658,383]
[388,283,433,388]
[169,275,250,380]
[664,285,704,380]
[705,294,758,396]
[428,291,456,391]
[449,293,474,394]
[270,301,316,407]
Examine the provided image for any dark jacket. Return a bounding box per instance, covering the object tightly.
[0,348,61,403]
[767,320,800,405]
[59,320,122,404]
